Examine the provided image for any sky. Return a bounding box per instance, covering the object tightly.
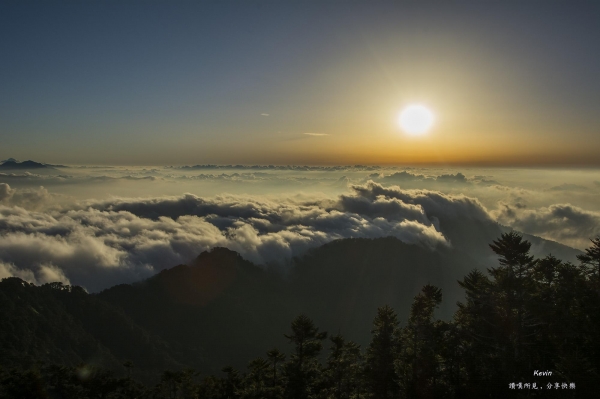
[1,1,600,166]
[1,2,600,291]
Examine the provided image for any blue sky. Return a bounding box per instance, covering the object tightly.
[1,1,600,166]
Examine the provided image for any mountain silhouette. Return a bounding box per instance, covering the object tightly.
[0,232,585,380]
[0,278,180,382]
[98,247,292,374]
[0,159,55,170]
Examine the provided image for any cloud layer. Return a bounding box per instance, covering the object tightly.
[0,261,70,286]
[0,182,489,291]
[2,165,599,291]
[0,183,53,209]
[493,202,600,249]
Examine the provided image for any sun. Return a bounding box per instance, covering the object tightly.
[398,104,435,135]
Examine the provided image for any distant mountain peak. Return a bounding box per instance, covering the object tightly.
[0,157,19,163]
[193,246,246,265]
[0,159,53,170]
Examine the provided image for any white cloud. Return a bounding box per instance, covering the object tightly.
[2,167,599,291]
[0,182,466,291]
[0,183,53,209]
[0,261,70,285]
[492,202,600,249]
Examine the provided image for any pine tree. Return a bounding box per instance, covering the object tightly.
[576,237,600,388]
[266,348,286,397]
[323,334,363,399]
[240,358,270,399]
[221,366,242,399]
[365,305,400,399]
[577,236,600,287]
[488,232,538,375]
[283,315,327,399]
[398,285,447,398]
[454,269,501,397]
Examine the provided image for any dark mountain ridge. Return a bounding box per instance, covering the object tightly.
[95,229,582,374]
[99,247,293,374]
[0,232,585,380]
[0,160,52,170]
[0,278,180,383]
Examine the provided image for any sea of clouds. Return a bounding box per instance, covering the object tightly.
[1,165,599,291]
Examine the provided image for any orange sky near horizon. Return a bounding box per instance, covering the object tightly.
[2,2,599,167]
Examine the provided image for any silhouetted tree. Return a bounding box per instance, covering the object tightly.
[365,305,400,399]
[454,269,500,396]
[488,232,538,375]
[283,315,327,399]
[323,334,363,399]
[576,237,600,391]
[398,285,448,398]
[221,366,242,399]
[0,367,46,399]
[577,236,600,287]
[266,348,285,398]
[196,375,222,399]
[240,358,270,399]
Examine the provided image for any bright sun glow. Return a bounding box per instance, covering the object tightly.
[398,104,435,135]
